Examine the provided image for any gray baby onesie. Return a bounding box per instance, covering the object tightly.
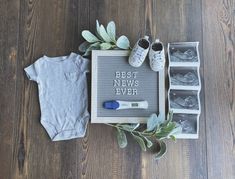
[24,52,90,141]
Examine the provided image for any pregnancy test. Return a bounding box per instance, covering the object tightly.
[103,100,148,110]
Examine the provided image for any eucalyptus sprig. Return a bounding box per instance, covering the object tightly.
[106,111,182,160]
[79,20,131,56]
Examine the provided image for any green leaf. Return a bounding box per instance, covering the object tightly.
[116,35,130,49]
[90,42,100,48]
[164,123,177,134]
[83,50,91,57]
[107,21,116,42]
[155,122,176,140]
[120,123,140,131]
[95,20,103,40]
[116,128,127,148]
[162,111,174,127]
[100,42,112,50]
[165,122,176,131]
[143,136,153,148]
[147,113,164,132]
[169,135,176,141]
[96,20,100,34]
[83,42,100,56]
[154,131,170,140]
[79,41,90,53]
[82,30,99,43]
[131,133,146,151]
[167,111,174,121]
[99,25,112,42]
[168,123,182,136]
[131,123,140,130]
[155,140,167,160]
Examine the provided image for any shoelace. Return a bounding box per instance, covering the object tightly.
[132,48,146,60]
[153,53,163,61]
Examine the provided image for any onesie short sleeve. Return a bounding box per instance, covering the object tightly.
[24,59,41,82]
[24,53,90,141]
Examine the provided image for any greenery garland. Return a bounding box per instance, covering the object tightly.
[106,111,181,160]
[79,20,131,56]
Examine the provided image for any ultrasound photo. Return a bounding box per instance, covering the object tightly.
[170,90,199,110]
[169,45,198,62]
[172,113,197,134]
[170,67,199,86]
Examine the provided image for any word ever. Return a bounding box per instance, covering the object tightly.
[113,71,139,95]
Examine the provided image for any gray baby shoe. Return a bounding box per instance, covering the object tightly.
[128,36,150,67]
[149,39,165,71]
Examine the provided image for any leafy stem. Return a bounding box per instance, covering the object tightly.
[106,123,155,137]
[79,20,131,56]
[105,111,182,160]
[106,123,143,136]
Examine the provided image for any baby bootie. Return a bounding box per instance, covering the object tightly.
[128,36,150,67]
[149,39,165,71]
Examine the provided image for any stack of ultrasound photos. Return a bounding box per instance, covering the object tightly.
[168,42,201,139]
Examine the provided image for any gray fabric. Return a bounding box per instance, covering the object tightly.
[24,53,90,141]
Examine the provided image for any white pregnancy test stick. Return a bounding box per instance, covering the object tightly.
[103,100,148,110]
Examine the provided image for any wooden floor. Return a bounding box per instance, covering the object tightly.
[0,0,234,178]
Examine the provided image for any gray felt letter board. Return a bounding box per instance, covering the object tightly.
[91,50,165,123]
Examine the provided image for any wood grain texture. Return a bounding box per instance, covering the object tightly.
[10,0,90,179]
[0,0,234,178]
[142,1,207,179]
[202,0,235,179]
[0,0,20,178]
[87,1,144,178]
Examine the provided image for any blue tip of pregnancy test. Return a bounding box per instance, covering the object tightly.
[103,101,120,110]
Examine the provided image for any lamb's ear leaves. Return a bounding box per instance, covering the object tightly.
[155,140,167,160]
[116,128,128,148]
[116,35,130,49]
[79,41,90,53]
[147,113,164,132]
[107,21,116,42]
[143,136,153,148]
[99,25,112,42]
[155,122,176,140]
[83,42,100,56]
[131,133,147,151]
[83,50,91,57]
[169,135,176,141]
[95,20,103,40]
[168,123,182,137]
[120,123,140,131]
[162,111,174,127]
[82,30,99,43]
[100,43,112,50]
[96,20,100,34]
